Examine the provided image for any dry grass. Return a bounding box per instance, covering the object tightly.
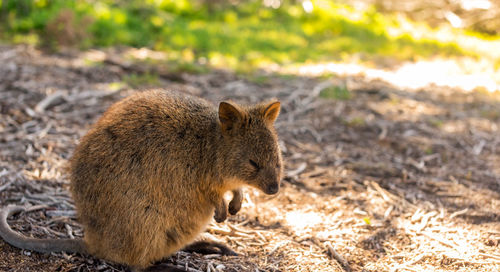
[0,45,499,272]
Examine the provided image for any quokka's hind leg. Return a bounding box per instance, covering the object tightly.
[181,233,237,256]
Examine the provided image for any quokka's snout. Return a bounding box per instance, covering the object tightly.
[259,167,281,195]
[264,181,280,195]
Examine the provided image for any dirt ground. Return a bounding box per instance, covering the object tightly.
[0,45,499,272]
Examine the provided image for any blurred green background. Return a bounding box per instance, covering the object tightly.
[0,0,499,72]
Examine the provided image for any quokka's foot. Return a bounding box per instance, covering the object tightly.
[143,264,188,272]
[182,240,238,256]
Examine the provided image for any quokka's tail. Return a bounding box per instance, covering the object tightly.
[0,205,87,254]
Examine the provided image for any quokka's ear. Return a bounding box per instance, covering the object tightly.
[262,101,281,124]
[219,101,244,132]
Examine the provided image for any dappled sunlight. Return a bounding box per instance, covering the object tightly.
[1,1,500,271]
[284,210,323,234]
[441,120,468,134]
[291,57,500,93]
[81,49,106,63]
[368,98,445,122]
[2,0,479,71]
[395,216,496,267]
[1,42,500,271]
[389,13,500,61]
[442,118,499,134]
[125,47,168,61]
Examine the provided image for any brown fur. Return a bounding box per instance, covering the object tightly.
[66,90,283,269]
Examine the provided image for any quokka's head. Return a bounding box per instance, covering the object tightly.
[218,100,283,195]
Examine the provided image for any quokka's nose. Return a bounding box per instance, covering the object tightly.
[265,182,279,195]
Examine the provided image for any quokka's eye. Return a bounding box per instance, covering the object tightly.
[249,159,260,170]
[276,163,281,169]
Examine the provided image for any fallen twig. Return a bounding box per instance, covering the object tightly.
[478,253,500,261]
[268,240,290,256]
[208,225,253,238]
[449,208,468,219]
[35,91,66,112]
[175,264,202,272]
[370,181,393,203]
[420,231,459,249]
[0,180,14,192]
[326,242,351,272]
[287,162,307,177]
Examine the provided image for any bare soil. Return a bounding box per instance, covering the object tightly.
[0,45,499,272]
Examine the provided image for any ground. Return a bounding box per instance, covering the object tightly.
[0,45,499,272]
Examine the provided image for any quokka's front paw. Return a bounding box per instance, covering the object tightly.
[228,189,243,215]
[214,189,244,222]
[213,199,227,223]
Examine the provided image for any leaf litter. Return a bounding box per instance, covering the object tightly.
[0,45,499,271]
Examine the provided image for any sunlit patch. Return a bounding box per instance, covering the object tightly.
[285,210,323,233]
[82,50,106,62]
[395,217,493,265]
[263,0,281,9]
[24,167,63,181]
[368,98,445,122]
[291,58,500,93]
[442,118,498,134]
[302,0,313,13]
[125,47,167,61]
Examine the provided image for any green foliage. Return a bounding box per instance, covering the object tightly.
[345,117,366,127]
[428,118,443,128]
[0,0,476,71]
[122,72,159,88]
[320,85,351,100]
[242,74,272,85]
[168,61,209,74]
